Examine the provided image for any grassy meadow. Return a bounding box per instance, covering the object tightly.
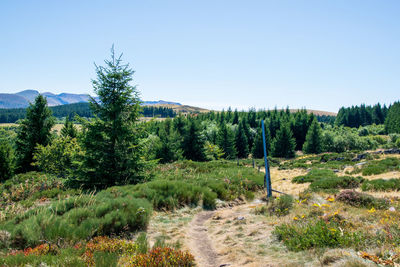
[0,148,400,266]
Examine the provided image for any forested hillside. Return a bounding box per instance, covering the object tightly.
[0,103,177,123]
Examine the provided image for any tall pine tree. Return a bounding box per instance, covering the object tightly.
[182,118,207,161]
[0,140,13,181]
[78,47,146,188]
[252,121,271,158]
[232,109,239,125]
[385,102,400,134]
[302,119,323,154]
[217,122,237,159]
[61,117,78,138]
[156,123,182,163]
[235,120,249,158]
[15,95,55,173]
[272,123,296,158]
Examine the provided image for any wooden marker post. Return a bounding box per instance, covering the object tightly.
[262,120,272,198]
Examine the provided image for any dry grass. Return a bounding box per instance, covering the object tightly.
[150,103,210,114]
[146,207,199,249]
[270,167,310,196]
[0,123,81,134]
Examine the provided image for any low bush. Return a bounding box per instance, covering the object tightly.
[0,247,85,267]
[81,236,137,266]
[266,195,294,216]
[361,178,400,191]
[354,157,400,176]
[336,190,389,209]
[0,194,152,248]
[0,172,63,204]
[150,160,264,203]
[273,219,366,251]
[292,169,337,184]
[99,180,217,210]
[122,247,195,266]
[292,169,363,192]
[309,176,364,192]
[1,235,195,267]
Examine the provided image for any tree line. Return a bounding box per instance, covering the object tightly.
[144,107,323,163]
[0,102,176,123]
[1,48,399,190]
[142,106,176,118]
[335,103,388,128]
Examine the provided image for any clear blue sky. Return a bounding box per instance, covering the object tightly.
[1,0,399,112]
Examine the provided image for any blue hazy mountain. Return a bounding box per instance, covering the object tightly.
[0,90,181,109]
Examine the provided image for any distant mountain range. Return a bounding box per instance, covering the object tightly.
[0,90,181,109]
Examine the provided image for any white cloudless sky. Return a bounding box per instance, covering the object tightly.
[0,0,399,112]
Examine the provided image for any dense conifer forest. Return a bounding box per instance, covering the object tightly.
[0,103,177,123]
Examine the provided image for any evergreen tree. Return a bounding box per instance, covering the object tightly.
[335,107,347,126]
[372,103,384,124]
[173,115,187,137]
[291,110,310,150]
[217,122,237,159]
[302,119,323,154]
[182,118,207,161]
[354,109,361,128]
[219,110,226,125]
[269,111,281,139]
[232,109,239,125]
[15,95,55,173]
[385,102,400,134]
[359,104,368,126]
[155,124,182,163]
[252,121,271,158]
[0,140,13,181]
[226,107,233,123]
[61,117,78,138]
[272,123,296,158]
[241,117,254,151]
[235,120,249,158]
[78,47,146,188]
[247,108,257,128]
[383,104,389,119]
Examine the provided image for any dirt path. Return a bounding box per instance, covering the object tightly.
[184,201,283,267]
[186,211,221,267]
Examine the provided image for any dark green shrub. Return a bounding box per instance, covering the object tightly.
[356,157,400,176]
[267,195,294,216]
[309,176,364,192]
[150,160,264,203]
[99,180,217,210]
[273,219,365,251]
[202,190,217,210]
[292,169,336,183]
[361,178,400,191]
[293,169,364,192]
[336,190,389,209]
[0,194,152,248]
[0,139,14,182]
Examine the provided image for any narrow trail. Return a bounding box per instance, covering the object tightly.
[185,201,278,267]
[186,211,221,267]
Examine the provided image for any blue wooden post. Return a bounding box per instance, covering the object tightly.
[262,120,272,198]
